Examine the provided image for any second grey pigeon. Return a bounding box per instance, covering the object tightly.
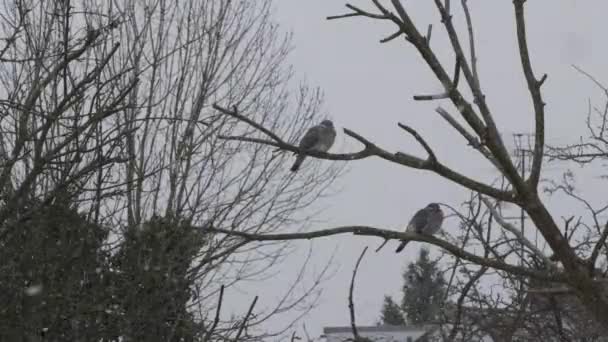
[396,203,444,253]
[290,120,336,172]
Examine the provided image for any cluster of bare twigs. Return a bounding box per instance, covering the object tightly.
[200,285,260,341]
[0,0,342,340]
[546,66,608,165]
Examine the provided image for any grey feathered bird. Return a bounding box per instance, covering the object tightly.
[396,203,444,253]
[290,120,336,172]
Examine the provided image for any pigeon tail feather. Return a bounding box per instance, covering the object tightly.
[395,241,409,253]
[290,154,306,172]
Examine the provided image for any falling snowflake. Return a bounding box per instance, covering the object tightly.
[25,284,43,296]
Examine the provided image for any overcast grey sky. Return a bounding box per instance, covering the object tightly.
[240,1,608,339]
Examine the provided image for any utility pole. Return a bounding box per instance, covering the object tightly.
[511,133,535,303]
[512,134,537,253]
[515,133,527,266]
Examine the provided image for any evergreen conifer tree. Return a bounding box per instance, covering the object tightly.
[112,215,206,341]
[401,248,446,325]
[379,295,406,325]
[0,201,111,340]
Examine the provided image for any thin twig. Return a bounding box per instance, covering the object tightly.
[326,12,361,20]
[327,4,389,21]
[204,285,225,341]
[481,197,553,268]
[213,104,285,144]
[413,57,460,101]
[375,239,389,252]
[397,123,437,163]
[435,106,502,172]
[448,266,488,341]
[526,287,574,295]
[349,247,368,340]
[572,65,608,92]
[380,29,403,43]
[234,295,259,341]
[461,0,479,89]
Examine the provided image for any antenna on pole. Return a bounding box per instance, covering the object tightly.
[509,132,534,302]
[511,133,535,263]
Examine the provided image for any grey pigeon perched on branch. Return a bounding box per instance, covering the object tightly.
[396,203,444,253]
[290,120,336,172]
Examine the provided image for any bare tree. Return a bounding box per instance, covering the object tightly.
[211,0,608,334]
[0,0,341,339]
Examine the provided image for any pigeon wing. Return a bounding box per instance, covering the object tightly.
[317,126,337,152]
[298,125,322,150]
[426,210,444,235]
[407,208,429,233]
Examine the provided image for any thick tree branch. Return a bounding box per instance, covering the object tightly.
[514,0,546,190]
[426,0,525,190]
[215,103,512,201]
[590,221,608,270]
[324,2,526,196]
[435,106,501,172]
[202,225,564,282]
[430,0,487,121]
[326,1,525,194]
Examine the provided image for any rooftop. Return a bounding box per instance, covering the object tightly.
[323,325,428,334]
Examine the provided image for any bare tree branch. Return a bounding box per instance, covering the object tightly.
[326,4,390,21]
[461,0,480,89]
[235,295,259,341]
[349,247,368,341]
[397,123,437,163]
[413,57,461,101]
[202,225,564,282]
[481,197,552,267]
[590,221,608,272]
[215,102,513,201]
[513,0,546,190]
[204,285,225,341]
